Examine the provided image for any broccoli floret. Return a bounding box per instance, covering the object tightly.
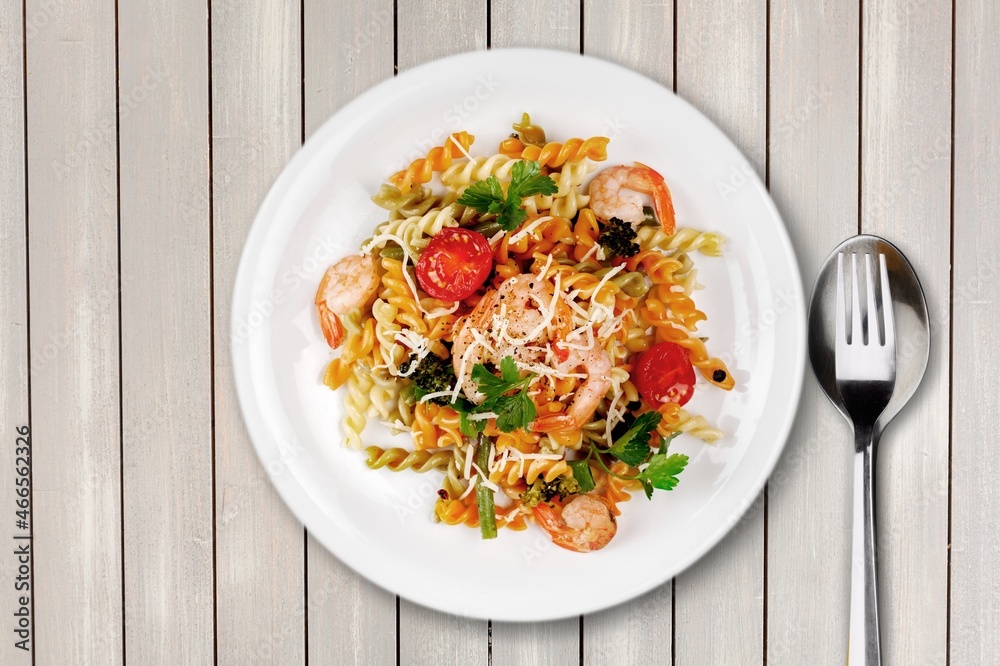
[401,352,455,405]
[598,217,640,258]
[519,475,582,508]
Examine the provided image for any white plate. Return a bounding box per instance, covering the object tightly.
[232,48,806,622]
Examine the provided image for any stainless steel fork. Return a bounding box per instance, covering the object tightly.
[836,252,896,665]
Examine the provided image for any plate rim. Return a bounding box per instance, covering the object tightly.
[231,47,807,622]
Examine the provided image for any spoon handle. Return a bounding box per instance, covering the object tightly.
[849,428,881,664]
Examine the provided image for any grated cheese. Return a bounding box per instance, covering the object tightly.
[579,242,600,263]
[458,477,477,500]
[463,443,475,480]
[471,463,499,492]
[508,216,553,245]
[449,133,474,162]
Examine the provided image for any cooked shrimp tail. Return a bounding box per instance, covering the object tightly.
[531,346,612,433]
[315,254,380,349]
[589,162,676,234]
[532,495,617,552]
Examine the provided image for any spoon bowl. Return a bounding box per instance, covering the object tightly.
[809,235,930,434]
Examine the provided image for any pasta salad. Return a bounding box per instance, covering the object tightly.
[313,113,733,552]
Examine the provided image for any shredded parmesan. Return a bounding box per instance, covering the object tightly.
[471,463,499,492]
[458,477,477,500]
[508,216,553,245]
[449,133,474,162]
[463,443,475,480]
[579,242,600,263]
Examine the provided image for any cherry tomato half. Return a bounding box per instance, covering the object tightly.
[634,342,697,406]
[415,227,493,300]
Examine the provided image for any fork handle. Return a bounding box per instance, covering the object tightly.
[849,427,881,664]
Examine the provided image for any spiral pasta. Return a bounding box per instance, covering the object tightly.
[500,136,610,167]
[390,131,475,193]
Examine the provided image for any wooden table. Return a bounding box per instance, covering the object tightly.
[2,0,996,663]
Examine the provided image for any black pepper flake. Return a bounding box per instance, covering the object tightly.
[437,489,449,500]
[712,369,727,383]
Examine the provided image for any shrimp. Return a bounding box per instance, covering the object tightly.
[315,254,379,349]
[588,162,676,234]
[531,345,613,433]
[451,273,572,402]
[532,494,617,552]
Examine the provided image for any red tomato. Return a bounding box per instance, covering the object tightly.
[415,228,493,300]
[634,342,696,406]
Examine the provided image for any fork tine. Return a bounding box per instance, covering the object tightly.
[864,254,879,345]
[836,253,846,345]
[851,253,863,345]
[879,253,895,350]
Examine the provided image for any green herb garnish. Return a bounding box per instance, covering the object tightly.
[607,411,661,466]
[458,356,536,433]
[457,160,558,231]
[579,413,690,500]
[637,452,690,499]
[567,459,596,494]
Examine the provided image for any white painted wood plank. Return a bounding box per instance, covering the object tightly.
[673,1,766,663]
[951,0,1000,662]
[580,3,674,664]
[492,0,579,51]
[118,0,213,661]
[212,1,305,663]
[24,0,123,661]
[861,1,951,663]
[487,2,582,663]
[583,0,672,86]
[492,622,578,666]
[303,2,397,663]
[303,0,394,139]
[766,2,859,662]
[0,1,32,663]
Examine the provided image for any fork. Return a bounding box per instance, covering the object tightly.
[836,252,896,665]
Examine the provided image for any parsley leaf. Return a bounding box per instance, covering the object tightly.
[454,398,488,437]
[657,432,680,456]
[492,391,536,433]
[456,177,504,213]
[464,356,537,433]
[471,364,512,401]
[456,160,557,232]
[508,160,558,199]
[568,459,596,493]
[503,206,528,232]
[499,356,522,384]
[637,453,689,494]
[607,412,662,467]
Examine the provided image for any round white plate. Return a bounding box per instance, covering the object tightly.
[232,48,806,622]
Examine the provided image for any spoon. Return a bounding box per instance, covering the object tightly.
[808,234,930,662]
